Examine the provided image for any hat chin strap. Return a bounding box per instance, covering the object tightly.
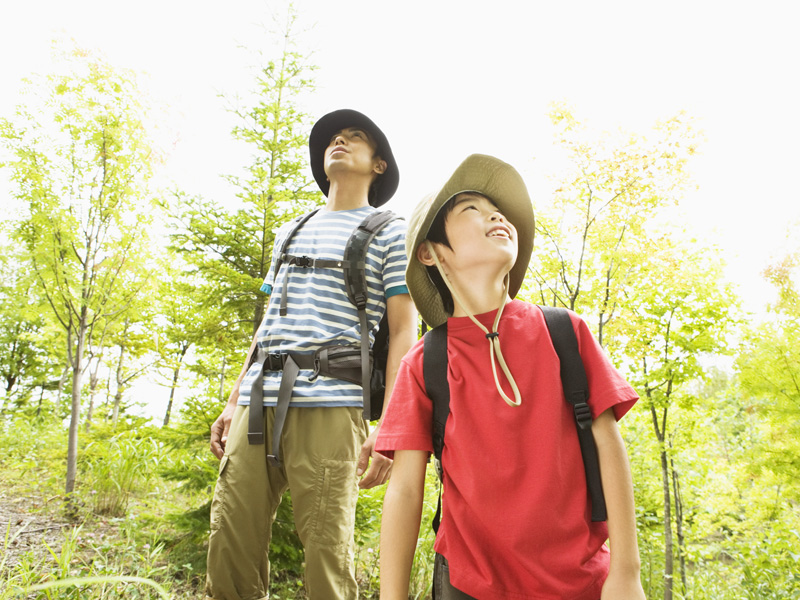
[425,241,522,407]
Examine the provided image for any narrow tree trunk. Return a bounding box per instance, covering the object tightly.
[85,357,102,432]
[650,399,673,600]
[659,448,673,600]
[670,452,687,596]
[163,344,189,427]
[36,386,45,418]
[57,365,70,418]
[218,355,227,402]
[112,342,127,426]
[163,365,180,427]
[65,323,87,497]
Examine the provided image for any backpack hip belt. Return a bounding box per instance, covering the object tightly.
[248,344,371,467]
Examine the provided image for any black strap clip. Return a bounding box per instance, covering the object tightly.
[267,353,284,370]
[573,399,593,431]
[295,255,312,268]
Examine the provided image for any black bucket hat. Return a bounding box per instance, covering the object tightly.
[309,109,399,207]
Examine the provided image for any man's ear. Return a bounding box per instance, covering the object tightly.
[416,241,438,266]
[373,159,387,175]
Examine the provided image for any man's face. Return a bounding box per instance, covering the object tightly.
[323,127,385,181]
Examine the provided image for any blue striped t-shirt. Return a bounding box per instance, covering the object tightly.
[238,206,409,408]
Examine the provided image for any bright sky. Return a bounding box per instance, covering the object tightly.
[2,0,799,316]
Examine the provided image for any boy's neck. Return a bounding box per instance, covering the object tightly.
[449,270,512,318]
[325,177,372,211]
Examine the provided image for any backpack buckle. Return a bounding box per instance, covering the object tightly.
[353,292,367,310]
[573,400,592,430]
[267,353,284,370]
[295,255,312,268]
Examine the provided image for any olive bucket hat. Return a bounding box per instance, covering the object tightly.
[309,109,399,207]
[406,154,535,329]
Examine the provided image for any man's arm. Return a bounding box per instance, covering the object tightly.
[357,292,417,489]
[379,449,428,599]
[209,330,259,460]
[593,409,646,600]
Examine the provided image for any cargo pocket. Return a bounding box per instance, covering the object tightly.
[209,455,230,531]
[311,458,358,545]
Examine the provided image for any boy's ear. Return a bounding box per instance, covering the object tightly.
[416,241,438,266]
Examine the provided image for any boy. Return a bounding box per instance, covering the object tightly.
[377,154,645,599]
[205,109,417,600]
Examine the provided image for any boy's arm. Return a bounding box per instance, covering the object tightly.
[358,292,417,489]
[593,409,646,600]
[209,330,259,460]
[379,449,428,599]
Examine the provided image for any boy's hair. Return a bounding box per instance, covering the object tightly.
[423,197,457,316]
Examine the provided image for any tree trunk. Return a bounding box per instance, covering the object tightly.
[163,365,180,427]
[85,357,102,432]
[65,323,87,497]
[218,355,227,402]
[659,447,674,600]
[57,365,70,418]
[112,342,127,426]
[670,452,687,596]
[163,344,189,427]
[36,386,45,418]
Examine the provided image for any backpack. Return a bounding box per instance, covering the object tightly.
[273,207,400,421]
[422,305,607,531]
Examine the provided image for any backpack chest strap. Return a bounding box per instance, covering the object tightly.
[277,253,343,316]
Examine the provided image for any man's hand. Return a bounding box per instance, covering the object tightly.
[357,426,392,489]
[210,402,237,460]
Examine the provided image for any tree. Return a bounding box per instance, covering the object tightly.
[524,107,740,598]
[0,247,61,414]
[167,8,321,360]
[0,45,157,498]
[529,104,700,345]
[151,257,224,427]
[620,234,737,599]
[736,246,800,493]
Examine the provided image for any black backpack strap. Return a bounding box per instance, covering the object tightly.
[538,305,607,522]
[423,322,449,533]
[343,210,399,420]
[274,208,321,316]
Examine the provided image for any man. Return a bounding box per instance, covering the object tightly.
[205,109,417,600]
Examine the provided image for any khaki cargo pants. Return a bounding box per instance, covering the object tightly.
[205,404,368,600]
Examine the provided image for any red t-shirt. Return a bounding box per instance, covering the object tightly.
[376,300,638,600]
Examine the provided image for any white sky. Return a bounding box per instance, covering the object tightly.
[2,0,799,318]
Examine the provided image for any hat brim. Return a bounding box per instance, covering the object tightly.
[406,154,535,328]
[309,109,399,207]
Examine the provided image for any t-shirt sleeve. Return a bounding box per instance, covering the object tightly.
[380,217,409,297]
[375,341,434,459]
[570,312,639,421]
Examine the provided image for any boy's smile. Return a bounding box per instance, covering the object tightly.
[424,192,519,303]
[449,193,517,252]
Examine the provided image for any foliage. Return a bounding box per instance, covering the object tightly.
[0,43,159,496]
[528,104,701,344]
[82,430,164,516]
[164,7,321,354]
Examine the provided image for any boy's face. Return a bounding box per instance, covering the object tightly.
[422,192,518,278]
[323,127,386,182]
